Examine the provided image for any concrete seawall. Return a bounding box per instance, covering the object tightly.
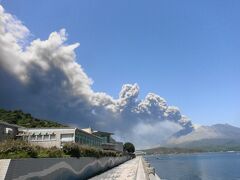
[89,156,161,180]
[0,156,130,180]
[141,156,161,180]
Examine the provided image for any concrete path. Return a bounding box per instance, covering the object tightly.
[89,156,144,180]
[0,159,11,180]
[136,156,148,180]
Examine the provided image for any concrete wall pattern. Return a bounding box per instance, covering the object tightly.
[4,156,130,180]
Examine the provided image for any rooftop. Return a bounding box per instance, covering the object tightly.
[0,121,23,128]
[93,131,114,136]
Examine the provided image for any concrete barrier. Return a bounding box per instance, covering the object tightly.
[142,157,161,180]
[3,156,130,180]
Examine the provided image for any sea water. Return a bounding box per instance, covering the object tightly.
[145,152,240,180]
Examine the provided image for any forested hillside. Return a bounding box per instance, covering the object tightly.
[0,108,66,128]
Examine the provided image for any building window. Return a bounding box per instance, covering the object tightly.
[37,135,42,141]
[101,136,108,143]
[30,135,36,141]
[5,128,13,134]
[50,134,56,140]
[60,134,73,142]
[43,135,50,141]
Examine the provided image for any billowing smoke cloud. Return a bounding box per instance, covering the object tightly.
[0,5,193,148]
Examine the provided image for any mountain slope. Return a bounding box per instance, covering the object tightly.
[0,108,66,128]
[167,124,240,148]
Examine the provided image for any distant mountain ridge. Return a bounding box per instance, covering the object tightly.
[143,123,240,154]
[167,123,240,149]
[0,108,66,128]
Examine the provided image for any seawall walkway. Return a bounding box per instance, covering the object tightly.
[89,156,161,180]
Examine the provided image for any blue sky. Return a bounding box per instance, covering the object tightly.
[1,0,240,127]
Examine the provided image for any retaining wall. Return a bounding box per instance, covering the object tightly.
[2,156,130,180]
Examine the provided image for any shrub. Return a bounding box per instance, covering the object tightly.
[63,143,80,158]
[0,140,122,159]
[47,147,64,158]
[63,144,119,158]
[79,145,99,157]
[0,139,37,158]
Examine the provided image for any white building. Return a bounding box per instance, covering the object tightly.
[18,127,123,152]
[19,127,103,149]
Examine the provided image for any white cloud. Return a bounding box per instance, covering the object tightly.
[0,5,193,148]
[115,121,183,149]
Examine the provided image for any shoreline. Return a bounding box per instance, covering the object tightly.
[143,149,240,157]
[144,150,240,157]
[141,156,161,180]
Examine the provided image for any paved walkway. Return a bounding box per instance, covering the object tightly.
[89,156,146,180]
[0,159,11,180]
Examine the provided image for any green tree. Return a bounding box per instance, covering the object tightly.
[123,142,135,153]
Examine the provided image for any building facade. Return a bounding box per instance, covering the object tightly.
[0,121,123,152]
[0,121,21,141]
[18,127,103,149]
[84,128,123,152]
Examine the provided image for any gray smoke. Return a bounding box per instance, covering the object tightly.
[0,5,193,148]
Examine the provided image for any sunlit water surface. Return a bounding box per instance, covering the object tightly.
[145,152,240,180]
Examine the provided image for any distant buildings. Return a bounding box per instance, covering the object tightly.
[0,122,123,152]
[134,151,146,156]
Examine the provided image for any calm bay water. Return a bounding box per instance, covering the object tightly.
[145,152,240,180]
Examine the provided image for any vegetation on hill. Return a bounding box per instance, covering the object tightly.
[0,108,66,128]
[142,145,240,155]
[142,147,204,155]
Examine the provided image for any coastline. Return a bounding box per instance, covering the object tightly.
[141,156,161,180]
